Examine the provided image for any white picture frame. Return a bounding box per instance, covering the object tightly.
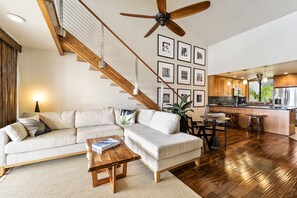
[157,34,174,59]
[157,61,174,84]
[194,46,206,66]
[157,88,174,108]
[193,90,205,107]
[177,89,191,107]
[193,68,205,86]
[177,41,192,63]
[177,65,191,85]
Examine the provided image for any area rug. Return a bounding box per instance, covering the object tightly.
[0,155,201,198]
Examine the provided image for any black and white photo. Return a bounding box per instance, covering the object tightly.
[194,46,206,66]
[177,65,191,85]
[177,41,192,63]
[177,89,191,106]
[157,88,174,108]
[157,61,174,84]
[193,90,205,107]
[158,34,174,59]
[193,68,205,86]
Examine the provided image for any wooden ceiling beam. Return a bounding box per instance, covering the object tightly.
[0,28,22,52]
[37,0,64,55]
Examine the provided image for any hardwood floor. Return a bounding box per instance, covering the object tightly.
[171,129,297,197]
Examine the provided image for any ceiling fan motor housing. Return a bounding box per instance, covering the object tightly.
[155,12,170,26]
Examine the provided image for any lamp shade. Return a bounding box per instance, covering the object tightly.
[243,79,248,85]
[262,77,268,83]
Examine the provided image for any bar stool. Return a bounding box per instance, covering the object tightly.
[246,114,266,135]
[229,113,240,128]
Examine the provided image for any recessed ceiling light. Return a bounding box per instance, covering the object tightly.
[6,13,26,23]
[233,75,237,78]
[284,72,288,75]
[241,77,244,79]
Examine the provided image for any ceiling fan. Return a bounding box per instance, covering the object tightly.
[120,0,211,38]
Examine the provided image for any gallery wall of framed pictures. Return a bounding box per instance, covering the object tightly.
[156,34,207,108]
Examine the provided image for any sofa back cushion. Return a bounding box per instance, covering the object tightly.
[75,108,115,128]
[149,111,180,134]
[23,111,75,130]
[136,109,155,127]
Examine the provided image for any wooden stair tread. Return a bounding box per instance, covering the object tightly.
[77,55,87,63]
[110,83,119,87]
[100,75,109,79]
[89,65,98,71]
[128,97,136,100]
[119,90,127,93]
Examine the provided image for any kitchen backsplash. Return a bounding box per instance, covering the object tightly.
[208,96,246,105]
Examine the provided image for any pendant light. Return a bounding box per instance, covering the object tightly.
[242,69,248,85]
[262,66,268,83]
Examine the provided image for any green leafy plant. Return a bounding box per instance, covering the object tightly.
[167,95,193,118]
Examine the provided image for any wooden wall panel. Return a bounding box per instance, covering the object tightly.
[0,40,18,128]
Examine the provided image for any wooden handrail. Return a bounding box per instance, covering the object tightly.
[78,0,181,99]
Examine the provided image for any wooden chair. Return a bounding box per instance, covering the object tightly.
[186,116,212,150]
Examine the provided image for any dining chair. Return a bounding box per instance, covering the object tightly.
[186,115,212,150]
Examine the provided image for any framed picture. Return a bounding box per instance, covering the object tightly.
[193,46,206,66]
[177,89,191,107]
[157,34,174,59]
[193,90,205,107]
[193,68,205,86]
[177,65,191,85]
[177,41,192,63]
[157,61,174,84]
[157,88,174,108]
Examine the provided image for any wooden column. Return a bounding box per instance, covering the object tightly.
[0,29,21,128]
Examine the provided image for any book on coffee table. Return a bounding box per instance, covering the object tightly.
[92,138,120,153]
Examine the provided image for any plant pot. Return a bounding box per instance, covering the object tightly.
[180,116,187,133]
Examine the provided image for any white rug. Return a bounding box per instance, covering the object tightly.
[0,155,200,198]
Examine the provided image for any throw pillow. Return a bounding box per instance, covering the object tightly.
[18,115,52,137]
[115,109,136,126]
[5,122,28,142]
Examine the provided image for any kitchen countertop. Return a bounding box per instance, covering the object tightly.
[207,104,297,110]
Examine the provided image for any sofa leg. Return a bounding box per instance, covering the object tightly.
[0,167,6,177]
[154,171,160,183]
[195,159,200,166]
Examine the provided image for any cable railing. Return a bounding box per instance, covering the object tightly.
[54,0,180,109]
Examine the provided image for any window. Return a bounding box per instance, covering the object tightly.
[248,79,273,102]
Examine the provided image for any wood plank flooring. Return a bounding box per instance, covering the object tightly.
[171,129,297,198]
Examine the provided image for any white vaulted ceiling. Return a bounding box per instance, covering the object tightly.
[1,0,297,48]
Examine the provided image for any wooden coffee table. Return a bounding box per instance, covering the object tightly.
[85,135,140,193]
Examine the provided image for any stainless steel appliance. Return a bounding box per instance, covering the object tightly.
[274,87,297,126]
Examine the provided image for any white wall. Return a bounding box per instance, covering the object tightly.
[82,0,208,120]
[17,47,139,115]
[208,11,297,75]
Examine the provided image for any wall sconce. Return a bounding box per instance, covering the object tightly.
[33,95,42,112]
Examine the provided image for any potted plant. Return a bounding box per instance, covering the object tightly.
[167,95,193,132]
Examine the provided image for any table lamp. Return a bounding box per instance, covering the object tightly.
[33,95,41,112]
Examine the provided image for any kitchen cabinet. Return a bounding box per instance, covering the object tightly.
[274,74,297,87]
[208,75,247,97]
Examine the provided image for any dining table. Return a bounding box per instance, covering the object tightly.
[200,115,230,149]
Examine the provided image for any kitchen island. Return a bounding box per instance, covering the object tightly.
[208,105,296,136]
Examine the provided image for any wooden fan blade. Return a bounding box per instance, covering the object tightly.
[170,1,210,20]
[144,23,160,38]
[157,0,167,14]
[166,20,185,37]
[120,13,155,19]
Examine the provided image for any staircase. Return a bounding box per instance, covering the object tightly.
[38,0,179,110]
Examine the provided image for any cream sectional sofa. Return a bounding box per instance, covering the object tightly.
[0,108,203,183]
[0,108,123,176]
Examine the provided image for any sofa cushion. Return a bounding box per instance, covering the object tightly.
[23,111,75,130]
[136,109,155,127]
[124,124,202,160]
[5,128,76,155]
[76,125,123,143]
[75,108,115,128]
[115,109,136,126]
[149,111,180,134]
[5,122,28,142]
